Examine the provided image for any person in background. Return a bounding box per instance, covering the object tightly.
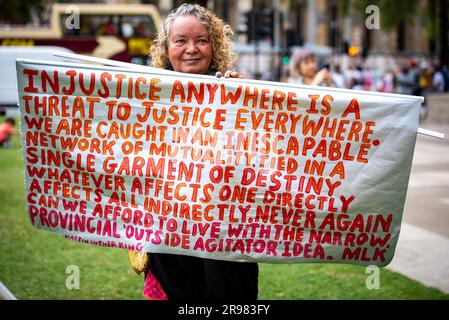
[332,64,348,89]
[0,118,16,148]
[351,65,365,90]
[441,64,449,92]
[419,61,434,94]
[408,59,421,96]
[396,65,416,95]
[134,3,258,301]
[378,69,395,93]
[432,62,446,93]
[97,17,116,36]
[363,65,374,91]
[287,48,334,87]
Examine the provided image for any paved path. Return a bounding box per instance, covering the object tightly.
[387,223,449,293]
[386,122,449,294]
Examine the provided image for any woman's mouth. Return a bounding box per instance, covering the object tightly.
[183,58,200,63]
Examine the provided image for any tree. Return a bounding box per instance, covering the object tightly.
[0,0,46,24]
[438,0,448,67]
[342,0,448,67]
[341,0,420,30]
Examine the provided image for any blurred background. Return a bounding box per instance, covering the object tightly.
[0,0,449,300]
[0,0,448,89]
[0,0,448,79]
[1,0,448,117]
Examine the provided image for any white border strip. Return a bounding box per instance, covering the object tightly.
[0,281,17,300]
[418,128,445,139]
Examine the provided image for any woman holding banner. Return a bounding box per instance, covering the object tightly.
[131,3,259,301]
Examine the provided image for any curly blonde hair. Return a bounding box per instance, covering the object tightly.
[149,3,235,74]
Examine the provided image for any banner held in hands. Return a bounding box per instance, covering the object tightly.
[16,58,424,266]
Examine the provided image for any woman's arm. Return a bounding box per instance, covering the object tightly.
[311,68,335,87]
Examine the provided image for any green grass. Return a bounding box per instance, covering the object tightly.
[1,115,449,300]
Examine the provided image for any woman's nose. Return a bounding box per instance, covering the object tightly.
[185,40,198,53]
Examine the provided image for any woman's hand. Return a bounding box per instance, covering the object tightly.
[215,70,245,78]
[311,68,334,87]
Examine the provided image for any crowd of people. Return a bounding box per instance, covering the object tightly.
[286,47,449,97]
[0,118,15,148]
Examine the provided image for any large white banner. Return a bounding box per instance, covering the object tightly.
[16,59,422,266]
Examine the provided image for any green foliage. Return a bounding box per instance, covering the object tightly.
[0,0,45,24]
[423,1,449,42]
[342,0,421,30]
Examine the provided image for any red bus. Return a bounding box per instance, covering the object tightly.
[0,3,161,65]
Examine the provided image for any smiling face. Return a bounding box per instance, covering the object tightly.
[167,15,213,75]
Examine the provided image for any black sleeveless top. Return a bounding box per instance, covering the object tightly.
[145,65,258,301]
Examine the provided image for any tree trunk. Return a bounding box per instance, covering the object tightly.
[439,0,449,67]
